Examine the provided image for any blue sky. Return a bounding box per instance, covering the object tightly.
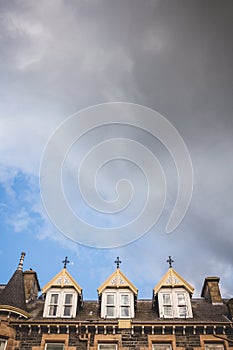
[0,0,233,300]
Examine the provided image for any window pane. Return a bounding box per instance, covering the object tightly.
[163,294,171,305]
[46,344,64,350]
[106,295,114,305]
[121,295,129,305]
[106,306,115,317]
[49,305,58,316]
[0,340,7,350]
[177,293,185,305]
[205,345,224,350]
[121,306,129,317]
[63,306,72,316]
[163,306,172,317]
[64,294,73,304]
[179,306,187,317]
[50,294,59,304]
[153,344,171,350]
[99,344,117,350]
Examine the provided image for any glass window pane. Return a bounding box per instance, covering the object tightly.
[153,344,171,350]
[49,305,58,316]
[205,345,224,350]
[46,344,64,350]
[163,294,171,305]
[163,306,172,317]
[121,295,129,305]
[106,295,114,305]
[63,306,72,316]
[121,306,129,317]
[106,306,115,317]
[50,294,59,304]
[99,344,117,350]
[177,293,185,305]
[179,306,187,317]
[65,294,73,304]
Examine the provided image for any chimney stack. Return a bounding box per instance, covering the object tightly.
[201,277,222,305]
[23,269,40,303]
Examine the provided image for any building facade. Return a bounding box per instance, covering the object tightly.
[0,253,233,350]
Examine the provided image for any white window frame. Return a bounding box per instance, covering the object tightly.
[205,344,225,350]
[63,293,74,317]
[43,288,78,318]
[162,293,173,317]
[158,288,193,318]
[98,344,117,350]
[45,343,65,350]
[101,288,134,319]
[120,294,130,317]
[0,339,7,350]
[106,293,116,318]
[153,344,172,350]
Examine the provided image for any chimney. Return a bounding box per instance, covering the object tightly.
[201,277,222,305]
[227,299,233,320]
[23,269,40,303]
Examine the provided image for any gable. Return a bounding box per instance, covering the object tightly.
[42,269,82,295]
[153,268,194,296]
[98,269,138,296]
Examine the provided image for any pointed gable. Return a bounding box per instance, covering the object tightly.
[153,267,194,296]
[98,268,138,296]
[42,268,82,295]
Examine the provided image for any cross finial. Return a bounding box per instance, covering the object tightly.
[167,256,174,268]
[62,256,70,269]
[114,256,122,269]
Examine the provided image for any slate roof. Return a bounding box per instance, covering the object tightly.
[0,269,27,312]
[25,298,230,324]
[0,252,27,313]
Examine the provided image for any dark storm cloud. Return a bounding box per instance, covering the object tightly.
[0,0,233,297]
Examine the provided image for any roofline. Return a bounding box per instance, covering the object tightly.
[10,320,232,326]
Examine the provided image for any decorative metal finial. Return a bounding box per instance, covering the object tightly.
[167,256,174,268]
[62,256,70,269]
[114,256,122,269]
[18,252,26,271]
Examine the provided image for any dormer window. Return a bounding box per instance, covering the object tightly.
[158,288,192,318]
[98,258,138,319]
[42,266,82,319]
[43,289,77,318]
[101,289,134,318]
[153,263,194,319]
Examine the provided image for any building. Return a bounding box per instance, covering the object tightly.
[0,253,233,350]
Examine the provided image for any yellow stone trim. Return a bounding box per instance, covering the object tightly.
[42,268,82,294]
[199,335,229,350]
[153,268,194,295]
[148,335,178,350]
[32,333,76,350]
[91,334,122,350]
[0,305,30,318]
[118,320,131,329]
[97,268,138,295]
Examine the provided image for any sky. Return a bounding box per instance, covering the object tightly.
[0,0,233,300]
